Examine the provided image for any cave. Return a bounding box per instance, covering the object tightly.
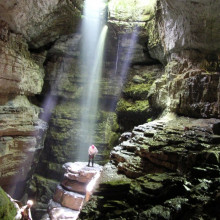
[0,0,219,220]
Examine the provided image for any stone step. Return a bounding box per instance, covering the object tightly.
[53,185,85,211]
[63,162,102,183]
[49,162,103,219]
[48,200,80,220]
[61,178,87,194]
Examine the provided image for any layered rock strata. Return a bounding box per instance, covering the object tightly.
[79,114,220,219]
[0,21,47,198]
[42,162,102,220]
[148,60,220,118]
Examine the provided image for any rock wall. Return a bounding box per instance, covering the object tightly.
[147,0,220,117]
[79,114,220,220]
[0,21,47,198]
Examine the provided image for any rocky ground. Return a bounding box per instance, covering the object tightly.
[79,114,220,220]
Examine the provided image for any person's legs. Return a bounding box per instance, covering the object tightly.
[92,157,94,167]
[88,155,91,166]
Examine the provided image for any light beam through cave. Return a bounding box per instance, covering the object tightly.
[76,0,108,161]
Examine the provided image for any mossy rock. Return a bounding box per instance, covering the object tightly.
[123,83,151,100]
[52,102,81,120]
[116,99,149,113]
[28,175,58,203]
[108,132,120,148]
[0,187,17,220]
[50,118,74,130]
[116,98,152,130]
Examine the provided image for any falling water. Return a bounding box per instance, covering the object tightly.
[77,0,108,161]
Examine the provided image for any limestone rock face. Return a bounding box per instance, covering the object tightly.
[0,21,47,198]
[0,0,82,48]
[159,0,220,56]
[0,21,45,95]
[148,60,220,118]
[116,64,163,131]
[0,96,47,197]
[107,0,159,65]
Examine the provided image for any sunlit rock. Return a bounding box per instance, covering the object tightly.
[63,162,102,184]
[47,162,102,219]
[60,190,85,211]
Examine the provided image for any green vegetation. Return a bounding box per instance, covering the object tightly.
[123,83,151,100]
[116,99,149,113]
[105,179,131,186]
[0,187,17,220]
[116,98,151,130]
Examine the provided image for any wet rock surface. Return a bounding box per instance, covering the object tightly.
[79,114,220,220]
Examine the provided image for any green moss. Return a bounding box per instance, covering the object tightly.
[28,175,59,203]
[123,83,151,100]
[50,118,74,129]
[146,18,160,49]
[49,129,71,142]
[105,179,131,186]
[0,187,17,220]
[109,132,120,148]
[52,102,81,120]
[116,99,149,113]
[116,98,152,130]
[147,118,152,122]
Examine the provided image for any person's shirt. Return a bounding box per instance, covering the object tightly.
[88,146,98,156]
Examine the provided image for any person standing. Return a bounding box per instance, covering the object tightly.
[88,144,98,167]
[21,200,33,220]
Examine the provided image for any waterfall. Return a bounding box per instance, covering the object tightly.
[77,0,108,161]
